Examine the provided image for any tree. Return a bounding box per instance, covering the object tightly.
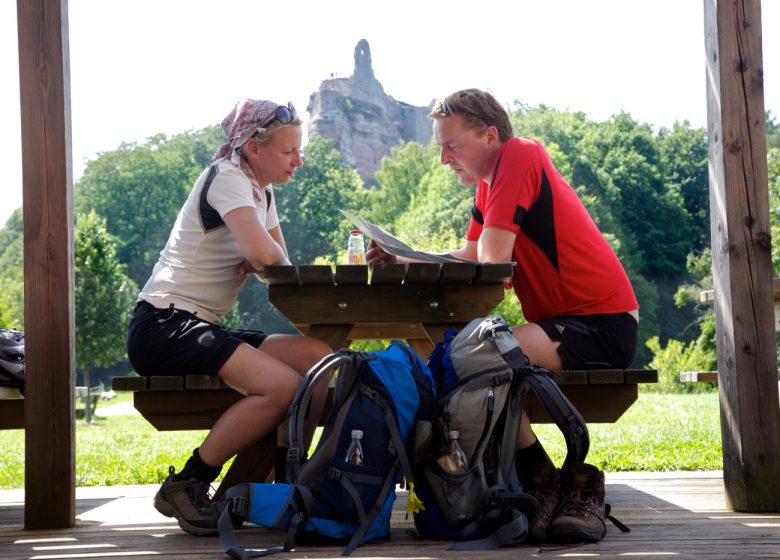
[0,209,24,329]
[74,211,137,422]
[75,126,224,288]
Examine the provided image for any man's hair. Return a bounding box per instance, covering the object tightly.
[430,89,514,142]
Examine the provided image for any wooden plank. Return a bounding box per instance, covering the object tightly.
[440,262,476,284]
[334,264,369,285]
[475,262,514,284]
[588,370,624,384]
[625,369,659,384]
[528,384,638,423]
[269,284,504,325]
[404,263,441,284]
[369,263,407,285]
[111,377,148,391]
[304,324,353,351]
[185,375,227,390]
[705,0,780,511]
[347,323,428,341]
[263,265,300,285]
[681,371,719,383]
[134,390,242,431]
[18,0,75,530]
[298,265,335,285]
[550,370,588,385]
[149,377,185,391]
[0,398,24,429]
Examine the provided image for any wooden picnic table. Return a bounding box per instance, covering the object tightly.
[264,262,511,355]
[116,261,656,497]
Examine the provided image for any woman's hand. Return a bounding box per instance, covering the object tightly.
[366,240,397,265]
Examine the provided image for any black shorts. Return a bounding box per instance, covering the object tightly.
[126,301,267,377]
[536,312,638,370]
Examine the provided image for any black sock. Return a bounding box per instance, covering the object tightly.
[177,448,222,484]
[515,439,553,479]
[275,446,288,483]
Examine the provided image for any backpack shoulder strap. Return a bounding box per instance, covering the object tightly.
[286,351,354,480]
[515,365,589,466]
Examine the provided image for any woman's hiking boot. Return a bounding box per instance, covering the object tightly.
[154,466,220,536]
[548,463,607,543]
[523,463,561,542]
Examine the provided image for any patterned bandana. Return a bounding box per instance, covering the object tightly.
[212,99,284,162]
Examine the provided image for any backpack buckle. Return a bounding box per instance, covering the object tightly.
[328,467,343,480]
[287,447,301,462]
[230,496,248,517]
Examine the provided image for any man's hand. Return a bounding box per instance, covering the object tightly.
[366,240,397,265]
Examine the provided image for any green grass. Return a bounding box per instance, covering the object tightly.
[0,393,722,489]
[536,392,722,471]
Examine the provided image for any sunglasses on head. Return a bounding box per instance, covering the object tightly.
[438,99,453,116]
[261,103,297,127]
[437,99,491,127]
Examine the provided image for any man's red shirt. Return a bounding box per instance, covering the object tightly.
[466,137,638,323]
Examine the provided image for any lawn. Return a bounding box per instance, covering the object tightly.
[0,392,721,489]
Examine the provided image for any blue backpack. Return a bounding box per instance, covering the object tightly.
[216,341,436,558]
[411,315,589,549]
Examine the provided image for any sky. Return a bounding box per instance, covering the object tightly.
[1,0,779,228]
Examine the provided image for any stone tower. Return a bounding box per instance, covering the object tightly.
[307,39,433,182]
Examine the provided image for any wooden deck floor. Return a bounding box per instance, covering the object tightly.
[0,471,778,559]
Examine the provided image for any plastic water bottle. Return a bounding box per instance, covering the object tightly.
[345,429,365,465]
[437,430,468,473]
[346,230,366,265]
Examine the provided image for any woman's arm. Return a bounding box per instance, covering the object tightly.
[224,206,290,269]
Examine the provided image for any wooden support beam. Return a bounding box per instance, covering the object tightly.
[704,0,780,511]
[17,0,75,529]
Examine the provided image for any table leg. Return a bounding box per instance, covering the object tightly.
[213,433,276,499]
[303,324,353,351]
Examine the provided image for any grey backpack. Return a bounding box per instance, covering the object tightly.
[411,315,589,548]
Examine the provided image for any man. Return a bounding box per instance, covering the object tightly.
[367,89,638,542]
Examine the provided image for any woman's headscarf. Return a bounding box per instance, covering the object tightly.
[212,99,286,162]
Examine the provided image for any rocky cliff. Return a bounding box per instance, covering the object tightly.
[307,39,433,183]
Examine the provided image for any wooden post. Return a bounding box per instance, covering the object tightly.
[17,0,76,528]
[704,0,780,511]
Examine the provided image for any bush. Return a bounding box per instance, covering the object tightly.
[645,336,717,393]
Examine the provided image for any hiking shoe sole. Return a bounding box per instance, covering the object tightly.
[549,519,606,543]
[154,488,219,536]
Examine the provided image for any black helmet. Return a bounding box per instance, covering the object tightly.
[0,328,24,394]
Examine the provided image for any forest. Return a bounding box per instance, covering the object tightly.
[1,103,778,388]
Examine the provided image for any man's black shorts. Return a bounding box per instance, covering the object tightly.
[126,301,267,377]
[536,312,638,370]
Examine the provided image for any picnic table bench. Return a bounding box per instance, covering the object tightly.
[0,383,108,429]
[112,366,655,496]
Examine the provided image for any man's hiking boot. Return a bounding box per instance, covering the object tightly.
[154,466,220,536]
[523,463,561,542]
[549,463,607,543]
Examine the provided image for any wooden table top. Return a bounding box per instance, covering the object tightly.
[264,263,514,352]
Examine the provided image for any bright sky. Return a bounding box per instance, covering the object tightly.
[1,0,778,228]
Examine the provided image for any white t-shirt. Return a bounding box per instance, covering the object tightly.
[138,160,279,323]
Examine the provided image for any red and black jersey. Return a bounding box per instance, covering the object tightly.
[466,137,638,323]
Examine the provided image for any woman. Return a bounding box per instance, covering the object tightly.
[126,99,331,536]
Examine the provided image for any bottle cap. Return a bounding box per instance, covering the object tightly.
[350,230,362,235]
[351,429,363,438]
[448,430,460,439]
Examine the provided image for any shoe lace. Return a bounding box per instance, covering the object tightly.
[559,489,600,517]
[187,480,214,511]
